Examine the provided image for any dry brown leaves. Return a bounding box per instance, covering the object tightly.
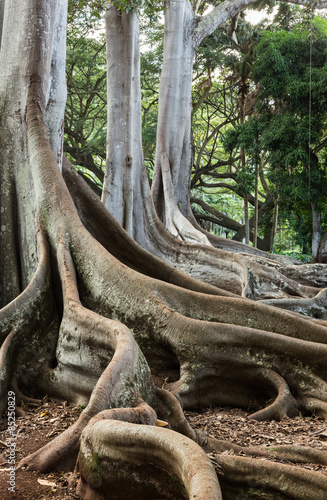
[0,397,81,499]
[1,399,327,499]
[185,406,327,474]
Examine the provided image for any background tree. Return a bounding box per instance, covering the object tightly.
[226,21,327,260]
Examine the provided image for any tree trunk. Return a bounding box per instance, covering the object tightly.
[99,3,294,294]
[312,202,322,262]
[270,201,279,253]
[0,0,66,307]
[243,194,250,245]
[151,0,210,245]
[240,79,249,246]
[101,5,144,237]
[253,161,259,248]
[318,230,327,263]
[150,0,270,252]
[0,0,4,47]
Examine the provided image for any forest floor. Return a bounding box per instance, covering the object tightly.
[0,398,327,499]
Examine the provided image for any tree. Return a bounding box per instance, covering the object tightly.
[2,0,327,498]
[228,23,327,261]
[150,0,314,247]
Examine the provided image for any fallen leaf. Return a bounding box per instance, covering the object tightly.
[156,419,169,427]
[37,478,57,487]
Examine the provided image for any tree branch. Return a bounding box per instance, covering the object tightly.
[193,0,327,49]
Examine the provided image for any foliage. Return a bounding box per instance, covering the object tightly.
[224,19,327,247]
[64,15,107,192]
[108,0,165,19]
[68,0,106,24]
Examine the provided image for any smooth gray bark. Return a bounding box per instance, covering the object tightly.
[152,0,195,219]
[151,0,209,244]
[102,5,145,236]
[318,230,327,263]
[0,0,4,49]
[270,202,279,253]
[45,0,67,171]
[312,202,322,262]
[0,0,66,304]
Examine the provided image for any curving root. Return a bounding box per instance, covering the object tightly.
[216,454,327,500]
[18,238,154,472]
[76,420,222,500]
[248,369,299,421]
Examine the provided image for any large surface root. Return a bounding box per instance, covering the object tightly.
[216,454,327,500]
[0,228,57,415]
[205,436,327,468]
[76,420,222,500]
[18,237,154,472]
[63,159,327,304]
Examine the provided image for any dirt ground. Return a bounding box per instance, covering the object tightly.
[1,398,327,499]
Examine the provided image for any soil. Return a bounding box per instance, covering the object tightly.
[1,398,327,499]
[0,397,81,500]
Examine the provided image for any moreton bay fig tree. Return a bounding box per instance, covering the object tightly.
[1,0,327,498]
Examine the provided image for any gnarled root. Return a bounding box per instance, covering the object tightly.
[76,420,222,500]
[155,387,197,440]
[0,227,56,415]
[216,454,327,500]
[260,288,327,320]
[18,238,154,472]
[205,437,327,468]
[298,396,327,419]
[248,370,299,421]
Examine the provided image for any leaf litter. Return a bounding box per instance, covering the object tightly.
[185,406,327,475]
[1,398,327,498]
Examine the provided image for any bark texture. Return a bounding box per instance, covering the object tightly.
[101,5,144,237]
[1,1,327,499]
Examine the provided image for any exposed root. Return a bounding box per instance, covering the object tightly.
[205,437,327,468]
[154,283,327,343]
[62,158,235,298]
[0,226,51,340]
[298,396,327,419]
[18,399,157,473]
[160,151,211,246]
[11,378,42,406]
[155,387,197,440]
[216,453,327,500]
[281,263,327,288]
[63,158,327,305]
[248,370,299,421]
[240,256,321,301]
[76,420,222,500]
[0,227,54,414]
[18,238,154,472]
[87,398,157,427]
[4,62,327,499]
[0,329,17,415]
[260,288,327,320]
